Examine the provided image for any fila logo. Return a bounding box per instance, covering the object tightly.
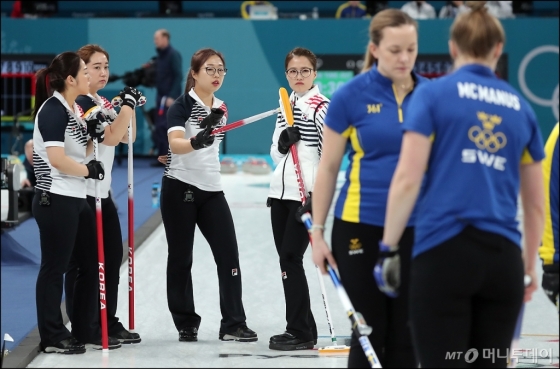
[232,268,238,276]
[281,271,287,280]
[367,104,382,114]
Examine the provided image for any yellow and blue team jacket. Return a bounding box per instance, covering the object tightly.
[403,64,545,258]
[540,122,559,268]
[325,65,428,227]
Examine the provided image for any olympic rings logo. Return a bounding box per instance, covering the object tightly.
[518,45,559,121]
[468,126,507,153]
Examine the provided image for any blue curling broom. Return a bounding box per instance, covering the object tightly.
[301,213,382,368]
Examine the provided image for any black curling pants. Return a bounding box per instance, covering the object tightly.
[269,198,317,342]
[65,195,126,337]
[33,191,99,347]
[160,176,247,333]
[331,218,417,368]
[409,226,524,368]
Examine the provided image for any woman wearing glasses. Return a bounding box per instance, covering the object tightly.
[267,47,329,351]
[161,48,257,343]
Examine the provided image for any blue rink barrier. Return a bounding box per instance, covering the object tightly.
[0,158,164,362]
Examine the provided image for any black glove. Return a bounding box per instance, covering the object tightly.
[120,86,143,110]
[295,193,312,223]
[542,264,559,311]
[278,126,300,155]
[85,160,105,180]
[200,108,225,129]
[82,106,106,142]
[191,127,215,150]
[86,117,105,143]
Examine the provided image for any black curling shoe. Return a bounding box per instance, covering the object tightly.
[42,337,86,354]
[219,326,258,342]
[86,336,122,350]
[269,332,314,351]
[179,327,198,342]
[111,328,141,344]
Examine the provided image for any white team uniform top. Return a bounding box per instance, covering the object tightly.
[164,88,227,192]
[269,85,329,202]
[77,93,119,199]
[33,91,89,198]
[400,1,437,19]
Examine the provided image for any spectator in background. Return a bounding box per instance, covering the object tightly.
[512,1,534,17]
[21,139,36,188]
[439,1,468,18]
[486,1,515,18]
[401,1,436,19]
[241,0,274,19]
[10,0,23,18]
[153,29,183,166]
[365,1,389,16]
[336,1,368,18]
[159,1,183,15]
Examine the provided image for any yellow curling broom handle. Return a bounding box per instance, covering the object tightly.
[279,87,294,126]
[278,87,341,350]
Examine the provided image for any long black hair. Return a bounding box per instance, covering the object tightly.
[34,51,81,119]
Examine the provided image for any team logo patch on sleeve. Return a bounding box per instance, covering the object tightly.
[101,96,113,110]
[305,95,324,110]
[75,104,84,117]
[218,102,229,120]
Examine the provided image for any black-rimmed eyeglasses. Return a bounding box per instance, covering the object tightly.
[205,67,227,76]
[285,68,314,79]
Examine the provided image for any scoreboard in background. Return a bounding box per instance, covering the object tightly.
[314,70,354,98]
[415,54,508,80]
[315,53,509,98]
[1,54,55,120]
